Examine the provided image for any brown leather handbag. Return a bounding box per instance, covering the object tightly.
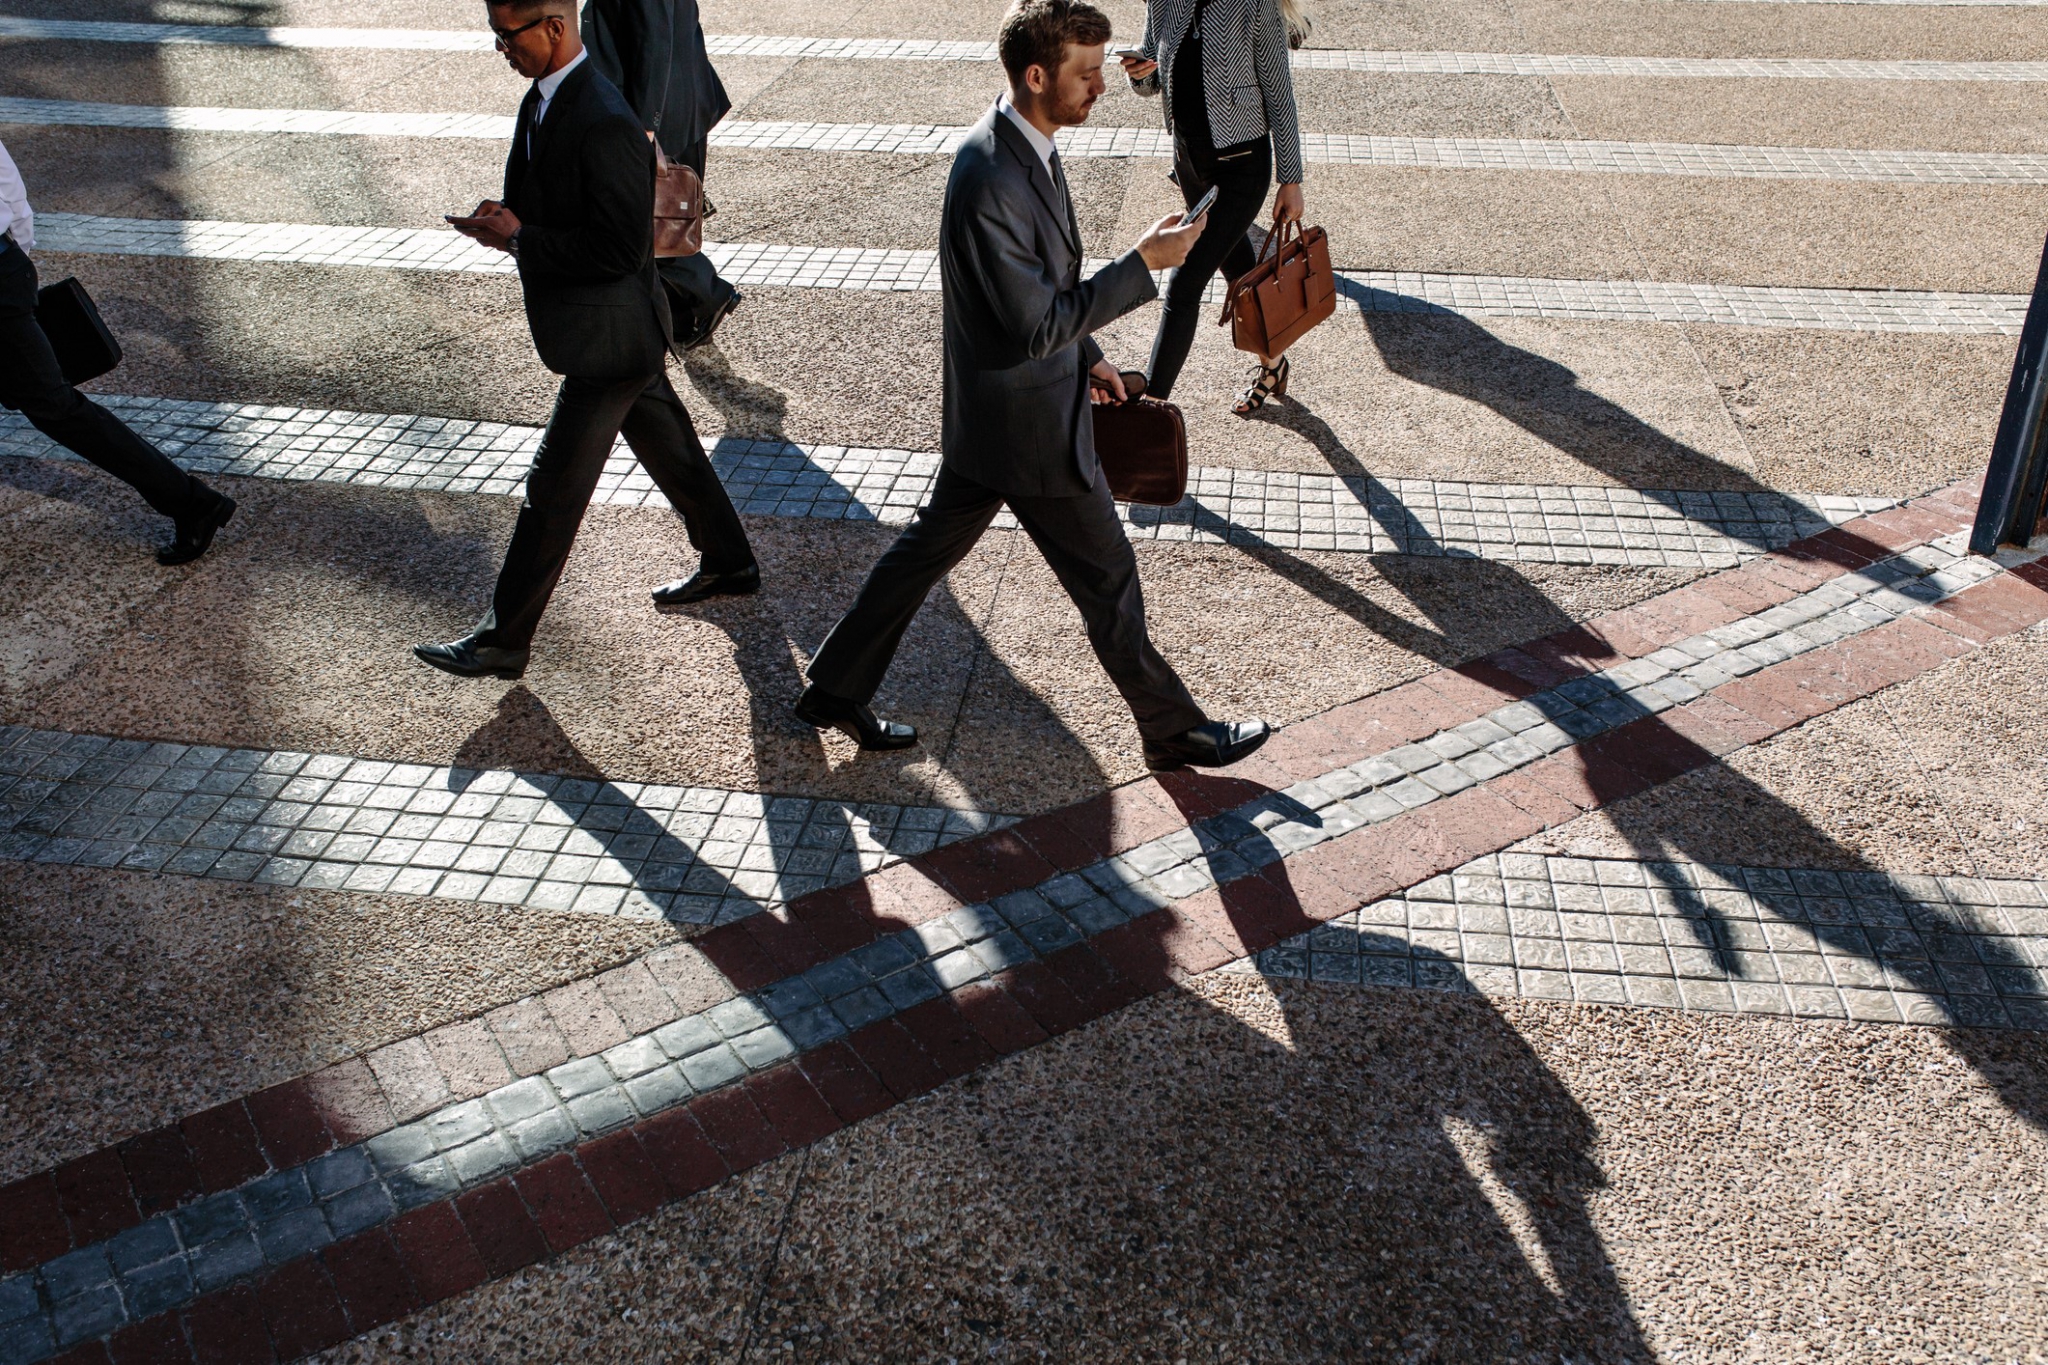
[1219,220,1336,356]
[652,146,704,258]
[1089,371,1188,506]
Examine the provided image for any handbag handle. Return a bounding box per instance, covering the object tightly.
[1216,218,1304,326]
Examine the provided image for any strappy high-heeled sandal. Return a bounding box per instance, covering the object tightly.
[1233,355,1290,417]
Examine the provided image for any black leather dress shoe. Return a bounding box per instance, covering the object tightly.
[683,287,742,351]
[1143,718,1272,772]
[650,562,761,606]
[793,685,918,751]
[157,492,236,566]
[413,635,530,680]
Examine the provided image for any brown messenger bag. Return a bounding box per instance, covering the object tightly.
[1088,371,1188,507]
[652,146,704,258]
[1218,219,1337,356]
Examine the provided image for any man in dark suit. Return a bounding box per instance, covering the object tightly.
[795,0,1269,772]
[0,138,235,565]
[416,0,756,680]
[581,0,741,349]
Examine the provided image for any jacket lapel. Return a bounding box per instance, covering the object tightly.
[529,61,590,171]
[506,84,539,197]
[988,106,1080,262]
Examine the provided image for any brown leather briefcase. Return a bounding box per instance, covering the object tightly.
[652,147,704,258]
[1089,371,1188,507]
[1220,220,1336,357]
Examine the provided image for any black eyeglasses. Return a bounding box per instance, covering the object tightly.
[490,15,550,47]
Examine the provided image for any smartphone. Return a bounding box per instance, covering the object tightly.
[1181,184,1219,226]
[1113,47,1149,60]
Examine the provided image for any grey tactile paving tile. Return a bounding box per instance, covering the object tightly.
[13,99,2048,184]
[28,214,2030,334]
[1239,851,2048,1028]
[0,729,1010,927]
[0,397,1896,567]
[0,529,2007,942]
[6,17,2048,73]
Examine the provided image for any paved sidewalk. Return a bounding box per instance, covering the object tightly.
[3,0,2047,1358]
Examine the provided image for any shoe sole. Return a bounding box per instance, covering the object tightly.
[683,291,742,351]
[1144,728,1271,772]
[650,581,761,608]
[413,650,526,681]
[156,498,238,566]
[792,708,919,751]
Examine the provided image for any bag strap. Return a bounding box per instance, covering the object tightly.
[1215,219,1300,326]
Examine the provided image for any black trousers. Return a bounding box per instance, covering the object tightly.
[475,368,752,649]
[807,465,1207,742]
[0,245,216,522]
[1145,136,1273,401]
[654,137,736,340]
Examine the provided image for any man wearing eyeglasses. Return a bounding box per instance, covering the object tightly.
[417,0,756,680]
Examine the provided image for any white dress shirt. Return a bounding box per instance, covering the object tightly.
[528,48,587,153]
[995,92,1058,184]
[0,137,34,250]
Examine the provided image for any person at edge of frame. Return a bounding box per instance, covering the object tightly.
[582,0,744,350]
[414,0,758,682]
[792,0,1274,775]
[0,136,237,566]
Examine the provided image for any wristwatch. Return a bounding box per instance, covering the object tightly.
[507,226,523,257]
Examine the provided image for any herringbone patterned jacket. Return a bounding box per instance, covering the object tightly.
[1130,0,1305,185]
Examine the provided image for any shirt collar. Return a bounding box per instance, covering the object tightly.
[996,92,1058,178]
[534,48,586,108]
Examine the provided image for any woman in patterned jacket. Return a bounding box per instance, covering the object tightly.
[1122,0,1309,416]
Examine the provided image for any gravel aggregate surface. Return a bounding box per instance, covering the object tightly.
[0,862,675,1182]
[311,974,2048,1362]
[1552,76,2048,156]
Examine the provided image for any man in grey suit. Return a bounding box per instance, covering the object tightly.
[795,0,1270,772]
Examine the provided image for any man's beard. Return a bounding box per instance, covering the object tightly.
[1049,92,1096,127]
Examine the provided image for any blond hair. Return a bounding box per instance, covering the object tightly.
[1278,0,1313,47]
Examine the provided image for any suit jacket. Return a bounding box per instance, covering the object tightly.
[939,106,1157,499]
[1131,0,1304,184]
[580,0,731,167]
[503,60,672,380]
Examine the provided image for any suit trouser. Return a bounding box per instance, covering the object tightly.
[1145,136,1273,401]
[475,367,752,649]
[0,244,216,522]
[654,137,736,338]
[807,465,1208,742]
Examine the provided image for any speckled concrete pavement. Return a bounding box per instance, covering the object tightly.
[4,0,2048,1359]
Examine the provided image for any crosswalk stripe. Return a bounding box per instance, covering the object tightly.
[2,17,2045,79]
[10,100,2046,185]
[1,396,1896,570]
[30,213,2029,335]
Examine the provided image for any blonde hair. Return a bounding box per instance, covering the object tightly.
[1278,0,1313,47]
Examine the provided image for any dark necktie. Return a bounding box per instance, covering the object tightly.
[1047,148,1070,218]
[519,85,541,159]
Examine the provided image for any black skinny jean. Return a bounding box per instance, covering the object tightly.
[1144,135,1273,402]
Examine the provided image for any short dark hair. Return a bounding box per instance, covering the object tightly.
[486,0,571,23]
[997,0,1112,82]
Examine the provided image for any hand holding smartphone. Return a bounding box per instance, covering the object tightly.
[1181,184,1219,227]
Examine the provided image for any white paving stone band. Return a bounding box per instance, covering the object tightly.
[0,397,1896,568]
[31,214,2026,335]
[0,729,1011,927]
[5,17,2047,77]
[1,535,2041,1359]
[12,100,2048,186]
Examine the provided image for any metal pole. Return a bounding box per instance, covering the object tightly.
[1971,232,2048,555]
